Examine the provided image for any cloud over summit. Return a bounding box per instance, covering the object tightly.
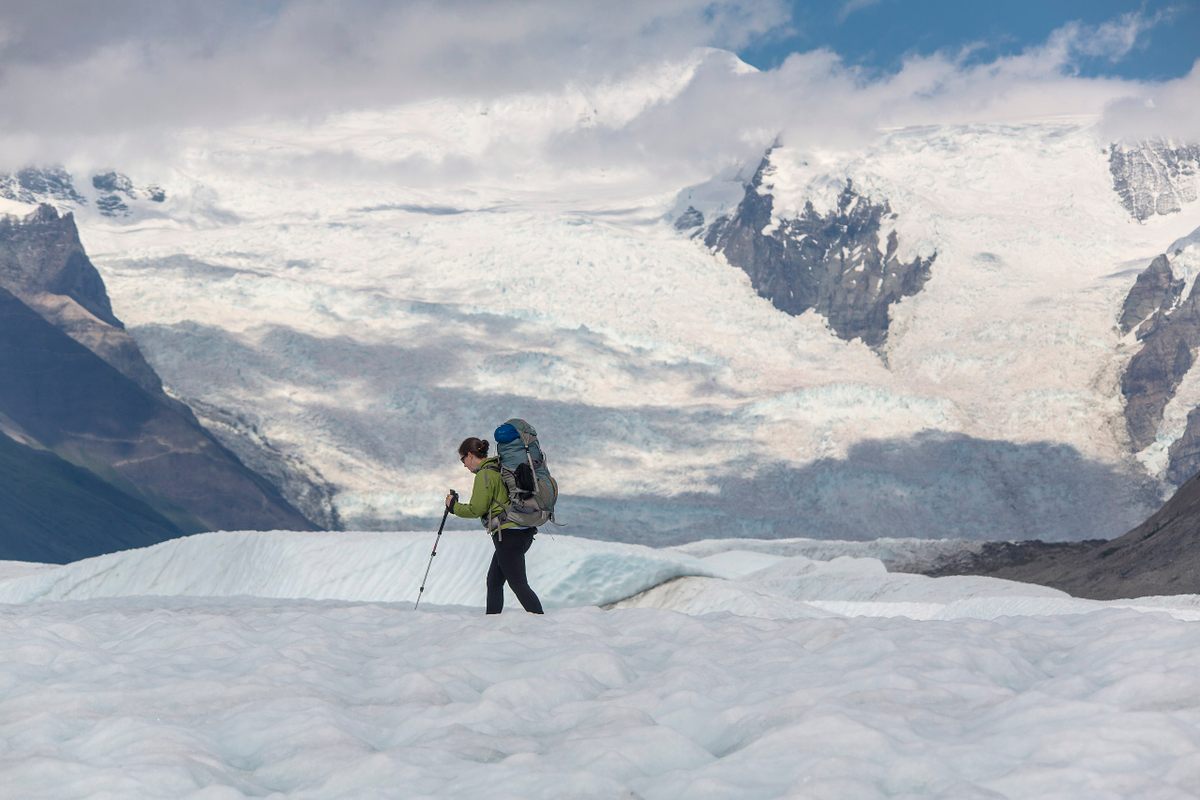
[0,1,1192,176]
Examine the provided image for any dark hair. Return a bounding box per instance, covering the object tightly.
[458,437,489,459]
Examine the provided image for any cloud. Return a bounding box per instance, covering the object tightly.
[0,0,788,169]
[1100,60,1200,142]
[837,0,882,24]
[535,19,1183,187]
[1043,8,1174,65]
[0,3,1193,182]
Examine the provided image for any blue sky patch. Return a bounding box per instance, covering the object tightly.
[738,0,1199,81]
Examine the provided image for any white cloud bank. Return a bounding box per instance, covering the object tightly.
[1100,61,1200,142]
[0,0,786,168]
[544,10,1196,187]
[0,1,1192,177]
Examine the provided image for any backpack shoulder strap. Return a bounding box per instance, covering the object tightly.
[478,460,510,532]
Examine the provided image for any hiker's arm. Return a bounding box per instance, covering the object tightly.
[452,470,492,519]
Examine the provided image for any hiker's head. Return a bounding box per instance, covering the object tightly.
[458,437,489,472]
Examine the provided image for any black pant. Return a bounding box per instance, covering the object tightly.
[486,528,543,614]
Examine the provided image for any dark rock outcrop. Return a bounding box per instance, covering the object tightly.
[1109,141,1200,221]
[92,171,135,195]
[918,538,1101,583]
[0,204,117,325]
[1166,405,1200,485]
[674,206,704,232]
[1121,306,1200,451]
[90,171,164,217]
[1120,246,1200,453]
[95,195,129,217]
[0,167,87,206]
[0,205,162,393]
[1119,255,1181,335]
[922,466,1200,599]
[1,167,165,219]
[702,154,934,353]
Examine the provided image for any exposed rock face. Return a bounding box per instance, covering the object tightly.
[92,171,135,195]
[921,466,1200,599]
[0,207,317,560]
[1119,255,1181,335]
[1,167,166,218]
[1166,405,1200,485]
[703,155,934,353]
[91,170,166,217]
[1109,141,1200,221]
[1119,239,1200,459]
[1120,294,1200,451]
[673,206,704,232]
[95,194,129,216]
[0,167,87,206]
[0,205,116,323]
[0,205,162,394]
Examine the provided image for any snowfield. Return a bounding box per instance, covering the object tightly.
[3,531,1200,799]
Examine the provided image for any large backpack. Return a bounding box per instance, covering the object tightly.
[483,418,559,531]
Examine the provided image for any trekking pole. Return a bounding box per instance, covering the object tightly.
[415,490,457,610]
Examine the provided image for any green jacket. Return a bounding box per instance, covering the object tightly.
[452,456,518,530]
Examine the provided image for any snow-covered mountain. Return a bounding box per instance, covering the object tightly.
[688,152,935,354]
[2,530,1199,798]
[689,131,1200,493]
[10,53,1200,547]
[1,167,165,218]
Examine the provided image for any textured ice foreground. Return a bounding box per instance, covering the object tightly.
[3,532,1200,799]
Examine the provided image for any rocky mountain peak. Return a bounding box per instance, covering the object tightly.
[698,150,935,355]
[26,202,64,224]
[91,170,167,217]
[0,166,166,219]
[1119,254,1183,336]
[0,167,87,207]
[0,214,318,560]
[0,203,119,328]
[0,203,169,402]
[1119,233,1200,484]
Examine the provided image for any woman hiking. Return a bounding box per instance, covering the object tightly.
[446,437,544,615]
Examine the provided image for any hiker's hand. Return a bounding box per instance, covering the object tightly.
[445,492,455,510]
